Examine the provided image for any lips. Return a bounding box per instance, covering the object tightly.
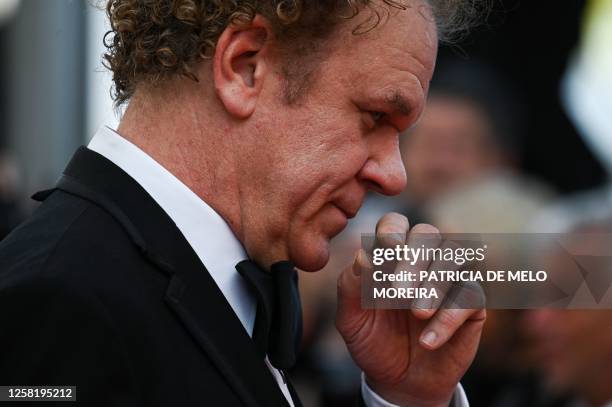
[333,200,360,219]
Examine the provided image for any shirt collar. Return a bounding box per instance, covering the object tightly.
[87,126,256,335]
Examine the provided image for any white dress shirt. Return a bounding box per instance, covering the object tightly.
[87,126,468,407]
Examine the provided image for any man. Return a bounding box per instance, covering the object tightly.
[0,1,485,406]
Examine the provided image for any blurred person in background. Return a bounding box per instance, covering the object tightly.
[523,4,612,403]
[399,57,534,225]
[523,308,612,407]
[522,219,612,407]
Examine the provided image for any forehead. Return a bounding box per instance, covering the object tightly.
[351,3,438,70]
[324,3,438,109]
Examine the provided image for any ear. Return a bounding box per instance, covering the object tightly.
[213,15,271,119]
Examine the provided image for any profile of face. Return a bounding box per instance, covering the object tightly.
[401,95,502,204]
[214,3,438,271]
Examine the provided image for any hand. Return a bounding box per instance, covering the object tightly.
[336,213,486,407]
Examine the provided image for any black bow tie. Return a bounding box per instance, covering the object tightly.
[236,260,302,371]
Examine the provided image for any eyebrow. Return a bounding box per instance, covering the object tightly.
[385,91,411,116]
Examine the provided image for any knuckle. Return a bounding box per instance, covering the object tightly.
[437,309,461,329]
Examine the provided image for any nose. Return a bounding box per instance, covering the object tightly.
[358,133,407,196]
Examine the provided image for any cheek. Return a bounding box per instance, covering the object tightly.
[292,130,366,197]
[261,106,367,215]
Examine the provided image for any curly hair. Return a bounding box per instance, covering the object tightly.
[103,0,484,106]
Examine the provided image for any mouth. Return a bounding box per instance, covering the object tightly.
[332,201,360,219]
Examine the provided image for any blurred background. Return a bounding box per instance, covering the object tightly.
[0,0,117,237]
[1,0,612,406]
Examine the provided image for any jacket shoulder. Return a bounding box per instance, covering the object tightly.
[0,189,143,290]
[0,191,145,403]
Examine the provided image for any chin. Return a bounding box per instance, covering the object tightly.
[289,210,349,271]
[289,237,331,272]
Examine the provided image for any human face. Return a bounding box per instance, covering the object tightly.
[238,3,438,271]
[402,96,499,204]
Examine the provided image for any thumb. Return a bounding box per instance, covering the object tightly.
[336,249,371,336]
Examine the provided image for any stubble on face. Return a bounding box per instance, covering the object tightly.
[239,1,438,271]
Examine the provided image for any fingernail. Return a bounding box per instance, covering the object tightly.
[420,330,437,347]
[415,297,432,310]
[380,233,404,248]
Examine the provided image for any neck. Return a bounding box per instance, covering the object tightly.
[116,81,245,242]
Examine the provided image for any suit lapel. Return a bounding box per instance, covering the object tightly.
[41,147,290,407]
[162,242,290,407]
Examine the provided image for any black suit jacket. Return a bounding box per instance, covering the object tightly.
[0,147,302,406]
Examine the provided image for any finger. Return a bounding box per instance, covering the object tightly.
[375,212,410,248]
[412,239,462,319]
[419,308,487,350]
[394,223,441,294]
[336,249,371,336]
[371,213,409,282]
